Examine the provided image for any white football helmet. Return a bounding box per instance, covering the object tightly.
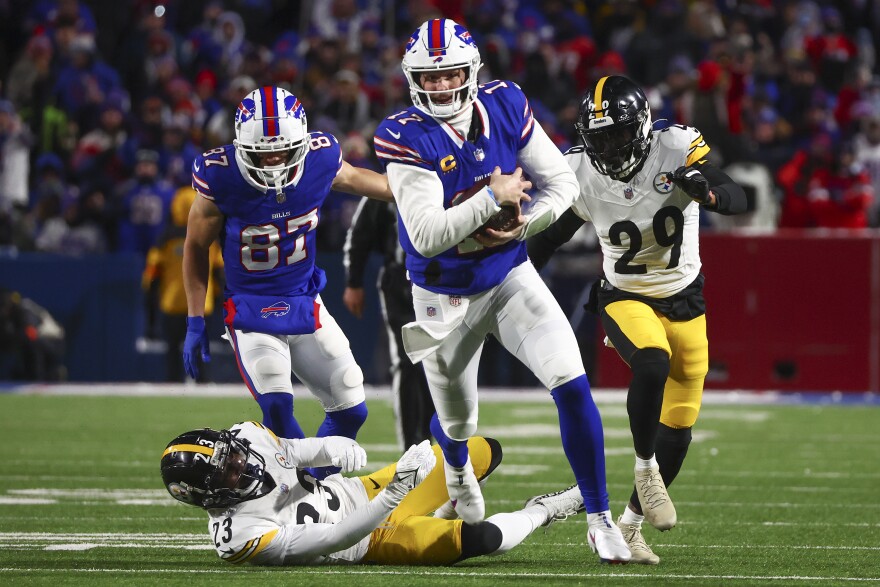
[401,19,482,119]
[233,86,308,189]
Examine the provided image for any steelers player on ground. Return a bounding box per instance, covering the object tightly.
[527,75,747,564]
[161,421,586,565]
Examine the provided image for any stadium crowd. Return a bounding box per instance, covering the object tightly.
[1,0,879,260]
[0,0,877,383]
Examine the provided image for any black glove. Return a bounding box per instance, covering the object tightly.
[669,166,711,205]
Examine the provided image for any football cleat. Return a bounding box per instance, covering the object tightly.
[617,516,660,565]
[444,457,484,524]
[587,512,632,564]
[524,484,585,527]
[634,465,677,530]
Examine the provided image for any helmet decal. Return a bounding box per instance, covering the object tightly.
[428,18,447,57]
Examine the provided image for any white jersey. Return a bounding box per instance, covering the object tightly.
[206,422,371,565]
[566,125,711,298]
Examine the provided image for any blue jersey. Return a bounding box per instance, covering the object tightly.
[191,132,342,334]
[373,80,536,295]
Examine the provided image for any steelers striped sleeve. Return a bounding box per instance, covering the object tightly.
[685,133,711,166]
[221,529,280,565]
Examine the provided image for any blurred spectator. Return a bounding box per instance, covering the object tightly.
[316,69,373,137]
[53,33,122,129]
[779,135,874,228]
[853,112,880,226]
[116,149,175,257]
[203,75,254,148]
[0,100,31,211]
[142,186,223,381]
[159,114,200,186]
[0,288,65,381]
[70,98,128,185]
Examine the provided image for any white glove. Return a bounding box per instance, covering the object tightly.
[321,436,367,473]
[384,440,436,502]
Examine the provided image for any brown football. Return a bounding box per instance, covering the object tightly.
[481,205,518,232]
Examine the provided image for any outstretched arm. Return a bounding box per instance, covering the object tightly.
[332,160,394,202]
[526,208,587,272]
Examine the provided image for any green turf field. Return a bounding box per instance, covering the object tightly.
[0,392,878,586]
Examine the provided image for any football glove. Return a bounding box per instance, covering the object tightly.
[384,440,436,502]
[669,166,711,205]
[321,436,368,473]
[182,316,210,380]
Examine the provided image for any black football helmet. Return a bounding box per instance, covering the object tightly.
[160,428,273,509]
[575,75,653,181]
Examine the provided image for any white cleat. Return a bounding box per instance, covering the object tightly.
[444,457,484,524]
[617,515,660,565]
[587,512,632,564]
[524,484,585,526]
[634,465,677,530]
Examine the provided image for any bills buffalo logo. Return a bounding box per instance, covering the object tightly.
[654,172,674,194]
[236,99,256,125]
[454,25,475,46]
[261,301,291,318]
[405,28,420,53]
[448,295,462,307]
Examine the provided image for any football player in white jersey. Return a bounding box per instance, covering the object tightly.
[161,422,586,565]
[373,18,630,563]
[528,75,747,564]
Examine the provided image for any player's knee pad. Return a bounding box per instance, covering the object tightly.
[531,328,585,389]
[246,350,292,393]
[661,404,700,429]
[630,347,670,388]
[459,521,503,559]
[313,320,353,360]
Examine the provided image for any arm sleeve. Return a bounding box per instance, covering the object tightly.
[516,121,581,239]
[526,208,587,271]
[279,437,342,468]
[343,198,380,288]
[388,162,499,257]
[250,490,401,564]
[694,161,749,216]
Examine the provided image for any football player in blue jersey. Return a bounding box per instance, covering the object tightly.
[372,19,630,563]
[183,86,393,476]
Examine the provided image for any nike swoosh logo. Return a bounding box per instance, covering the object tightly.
[369,477,380,490]
[387,129,401,139]
[194,161,201,171]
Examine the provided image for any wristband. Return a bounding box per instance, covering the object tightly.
[484,186,499,206]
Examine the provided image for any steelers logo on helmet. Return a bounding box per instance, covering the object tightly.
[160,428,274,509]
[576,76,653,183]
[233,86,309,189]
[402,19,482,119]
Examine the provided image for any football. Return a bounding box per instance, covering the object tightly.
[452,178,519,235]
[482,205,519,233]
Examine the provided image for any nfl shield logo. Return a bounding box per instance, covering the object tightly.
[427,306,437,318]
[474,148,485,162]
[276,191,286,204]
[624,186,634,200]
[449,295,462,307]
